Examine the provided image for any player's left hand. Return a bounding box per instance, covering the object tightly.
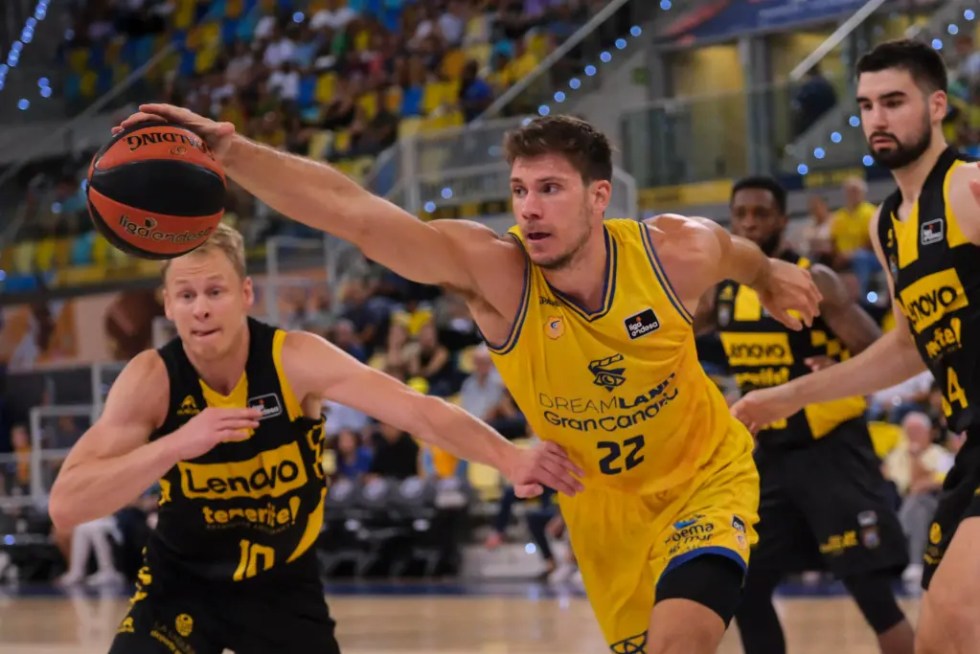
[506,441,585,498]
[730,386,803,435]
[757,259,823,331]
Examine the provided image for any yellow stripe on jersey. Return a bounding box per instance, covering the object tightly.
[943,159,972,250]
[272,329,304,421]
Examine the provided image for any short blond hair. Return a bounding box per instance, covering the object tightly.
[161,222,246,280]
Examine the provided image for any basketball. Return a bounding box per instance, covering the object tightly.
[86,121,227,260]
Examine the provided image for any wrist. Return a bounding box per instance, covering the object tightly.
[160,427,190,464]
[750,256,774,294]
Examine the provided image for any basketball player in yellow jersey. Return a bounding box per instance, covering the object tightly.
[49,224,582,654]
[732,40,980,654]
[114,107,822,653]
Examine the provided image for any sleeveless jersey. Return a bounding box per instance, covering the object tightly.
[877,147,980,433]
[147,317,327,584]
[488,218,747,495]
[713,250,866,447]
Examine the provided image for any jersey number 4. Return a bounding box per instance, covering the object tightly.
[597,435,646,475]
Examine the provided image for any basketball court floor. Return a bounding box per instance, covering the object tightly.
[0,580,920,653]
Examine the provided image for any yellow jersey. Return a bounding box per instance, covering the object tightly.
[488,219,751,495]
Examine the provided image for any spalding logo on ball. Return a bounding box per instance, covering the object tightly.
[86,121,227,260]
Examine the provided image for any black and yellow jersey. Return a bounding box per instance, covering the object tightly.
[714,250,866,447]
[146,317,327,584]
[878,147,980,433]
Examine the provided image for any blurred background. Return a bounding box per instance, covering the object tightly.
[0,0,976,649]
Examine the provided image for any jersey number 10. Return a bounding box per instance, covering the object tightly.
[234,539,275,581]
[597,435,646,475]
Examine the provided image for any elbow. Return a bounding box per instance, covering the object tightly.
[48,488,81,533]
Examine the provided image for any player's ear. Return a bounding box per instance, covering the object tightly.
[242,276,255,309]
[162,288,173,321]
[591,179,612,213]
[930,89,947,123]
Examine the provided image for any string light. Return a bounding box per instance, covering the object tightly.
[0,1,51,97]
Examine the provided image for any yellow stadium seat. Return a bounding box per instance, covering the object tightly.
[349,157,375,183]
[225,0,244,18]
[357,93,378,120]
[195,46,220,74]
[68,48,89,73]
[528,33,551,60]
[353,29,371,52]
[33,238,56,271]
[174,0,195,29]
[80,71,97,98]
[307,130,333,160]
[0,246,13,271]
[467,462,502,502]
[53,238,72,269]
[260,0,276,11]
[441,49,467,80]
[315,72,337,104]
[465,15,488,43]
[464,43,491,68]
[421,82,443,115]
[398,116,423,138]
[12,242,36,274]
[868,420,903,459]
[91,234,110,265]
[105,39,122,64]
[332,129,352,154]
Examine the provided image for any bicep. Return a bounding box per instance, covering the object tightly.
[60,353,165,468]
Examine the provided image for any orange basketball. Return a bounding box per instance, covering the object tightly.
[86,121,227,259]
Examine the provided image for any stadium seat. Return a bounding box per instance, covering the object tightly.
[12,242,36,274]
[467,463,502,502]
[315,72,337,105]
[441,49,467,81]
[70,232,95,266]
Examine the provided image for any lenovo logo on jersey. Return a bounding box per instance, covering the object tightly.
[625,308,660,339]
[247,393,282,420]
[719,333,794,366]
[178,441,308,500]
[898,268,969,333]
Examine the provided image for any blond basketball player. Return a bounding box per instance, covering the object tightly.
[114,107,821,653]
[49,224,582,654]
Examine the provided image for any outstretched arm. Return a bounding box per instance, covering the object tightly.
[809,264,881,355]
[648,215,822,330]
[282,331,584,496]
[730,209,926,432]
[113,104,515,293]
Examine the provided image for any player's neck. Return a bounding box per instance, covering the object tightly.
[542,228,609,313]
[187,323,250,395]
[892,137,950,206]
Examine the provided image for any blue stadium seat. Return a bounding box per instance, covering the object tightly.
[221,17,239,45]
[64,73,81,101]
[70,232,95,266]
[297,75,316,108]
[400,86,422,117]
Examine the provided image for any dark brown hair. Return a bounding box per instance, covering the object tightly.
[503,115,613,183]
[856,38,948,93]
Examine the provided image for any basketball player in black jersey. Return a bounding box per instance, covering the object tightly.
[697,176,913,654]
[48,224,584,654]
[733,39,980,653]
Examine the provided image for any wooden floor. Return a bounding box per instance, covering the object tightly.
[0,584,920,653]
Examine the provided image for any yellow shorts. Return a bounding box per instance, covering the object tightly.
[558,423,760,649]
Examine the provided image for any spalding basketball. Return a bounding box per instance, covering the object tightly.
[86,121,227,259]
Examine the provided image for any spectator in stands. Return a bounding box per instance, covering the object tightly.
[407,321,456,397]
[801,193,835,267]
[55,515,125,587]
[340,278,390,356]
[329,318,367,363]
[460,59,495,121]
[333,428,373,482]
[952,34,980,87]
[884,412,954,586]
[459,344,505,422]
[791,64,837,137]
[6,424,31,495]
[367,422,420,480]
[830,176,881,293]
[868,370,934,424]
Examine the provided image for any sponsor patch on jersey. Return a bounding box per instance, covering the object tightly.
[719,332,794,366]
[898,268,969,333]
[247,393,283,420]
[920,218,944,245]
[624,308,660,340]
[178,441,308,500]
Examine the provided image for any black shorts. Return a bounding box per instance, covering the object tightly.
[108,558,340,654]
[923,427,980,590]
[750,418,908,577]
